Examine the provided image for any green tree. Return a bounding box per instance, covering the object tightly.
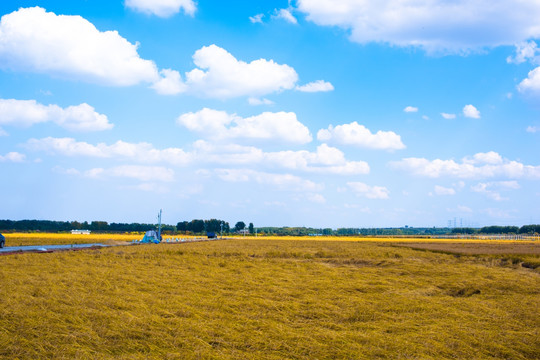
[248,222,254,234]
[234,221,246,232]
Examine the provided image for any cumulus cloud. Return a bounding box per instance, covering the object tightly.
[0,7,160,86]
[527,125,540,133]
[273,8,298,24]
[177,108,312,144]
[249,14,264,24]
[434,185,456,196]
[403,106,418,113]
[185,45,299,98]
[317,121,405,150]
[25,137,192,165]
[216,169,322,192]
[248,97,274,106]
[0,99,113,131]
[125,0,196,17]
[295,80,334,92]
[306,193,326,204]
[191,141,369,175]
[463,104,481,119]
[25,137,369,176]
[518,66,540,94]
[264,143,370,175]
[0,9,328,99]
[85,165,175,182]
[296,0,540,54]
[0,152,25,162]
[150,69,187,95]
[347,182,389,199]
[441,113,456,119]
[463,151,502,165]
[507,41,540,64]
[471,181,520,201]
[390,152,540,179]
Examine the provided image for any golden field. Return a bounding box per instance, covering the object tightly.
[3,232,143,246]
[0,237,539,359]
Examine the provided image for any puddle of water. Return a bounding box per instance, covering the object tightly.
[0,243,107,253]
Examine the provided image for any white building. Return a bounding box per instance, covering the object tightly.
[71,230,91,235]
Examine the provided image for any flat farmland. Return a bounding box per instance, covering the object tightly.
[0,238,538,359]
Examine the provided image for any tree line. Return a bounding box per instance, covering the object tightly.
[0,219,538,235]
[0,218,253,235]
[451,225,540,235]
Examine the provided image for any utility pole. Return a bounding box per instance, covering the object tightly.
[157,209,162,242]
[220,222,224,239]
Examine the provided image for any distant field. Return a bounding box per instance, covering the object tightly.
[0,238,538,359]
[3,232,142,246]
[4,232,538,247]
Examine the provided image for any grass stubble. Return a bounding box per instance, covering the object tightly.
[0,238,538,359]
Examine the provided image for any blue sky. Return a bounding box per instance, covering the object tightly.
[1,0,539,228]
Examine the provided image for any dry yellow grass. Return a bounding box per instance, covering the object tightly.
[0,238,538,359]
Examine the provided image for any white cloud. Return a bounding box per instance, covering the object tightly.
[471,181,520,201]
[191,141,264,165]
[25,137,192,165]
[249,14,264,24]
[273,8,298,24]
[125,0,196,17]
[306,193,326,204]
[463,151,503,165]
[150,69,187,95]
[347,182,389,199]
[507,41,540,64]
[216,169,323,192]
[527,126,540,133]
[248,97,274,106]
[25,137,369,175]
[296,0,540,54]
[0,7,160,87]
[463,104,481,119]
[457,205,473,213]
[85,165,174,182]
[264,143,370,175]
[434,185,456,196]
[192,141,369,175]
[519,67,540,94]
[185,44,299,98]
[0,8,339,100]
[177,108,312,144]
[391,152,540,179]
[0,152,25,162]
[403,106,418,113]
[0,99,113,131]
[295,80,334,92]
[441,113,456,119]
[482,208,515,219]
[317,121,405,150]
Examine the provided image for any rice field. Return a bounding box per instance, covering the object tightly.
[0,237,538,359]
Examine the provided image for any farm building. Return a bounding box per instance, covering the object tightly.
[71,230,91,235]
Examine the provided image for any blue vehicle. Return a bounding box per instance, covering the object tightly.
[0,233,5,248]
[140,230,161,244]
[138,209,163,244]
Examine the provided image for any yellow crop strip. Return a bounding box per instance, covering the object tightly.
[4,232,142,246]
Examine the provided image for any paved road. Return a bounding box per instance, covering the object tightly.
[0,243,107,253]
